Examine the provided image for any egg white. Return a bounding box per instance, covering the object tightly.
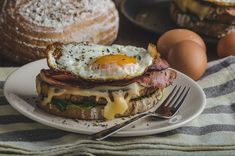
[48,42,153,81]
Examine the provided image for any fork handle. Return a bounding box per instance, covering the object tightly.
[92,113,152,141]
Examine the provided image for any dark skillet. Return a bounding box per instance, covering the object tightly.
[119,0,217,44]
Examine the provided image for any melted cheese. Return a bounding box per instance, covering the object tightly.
[40,82,142,119]
[42,88,65,105]
[104,91,129,120]
[36,77,42,94]
[174,0,210,20]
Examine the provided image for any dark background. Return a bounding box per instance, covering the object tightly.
[0,0,219,67]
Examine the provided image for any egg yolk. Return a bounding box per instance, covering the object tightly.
[92,54,137,69]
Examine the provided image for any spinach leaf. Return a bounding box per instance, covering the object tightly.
[51,98,96,112]
[52,98,67,111]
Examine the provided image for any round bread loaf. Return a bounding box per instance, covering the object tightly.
[0,0,119,64]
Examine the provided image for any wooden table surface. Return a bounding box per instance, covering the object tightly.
[0,1,219,67]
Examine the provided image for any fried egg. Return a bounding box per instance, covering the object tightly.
[47,42,154,81]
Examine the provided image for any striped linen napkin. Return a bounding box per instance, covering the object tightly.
[0,56,235,156]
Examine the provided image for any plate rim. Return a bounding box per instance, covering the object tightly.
[3,59,206,137]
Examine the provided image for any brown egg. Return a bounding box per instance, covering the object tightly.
[217,32,235,58]
[157,29,206,57]
[167,40,207,80]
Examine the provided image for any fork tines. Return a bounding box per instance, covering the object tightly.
[162,85,190,110]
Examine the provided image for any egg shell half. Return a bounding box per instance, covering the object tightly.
[157,29,206,57]
[217,32,235,58]
[167,40,207,80]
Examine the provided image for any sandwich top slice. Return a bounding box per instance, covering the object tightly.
[36,42,176,120]
[170,0,235,38]
[204,0,235,6]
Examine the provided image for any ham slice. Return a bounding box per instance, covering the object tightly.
[40,56,176,89]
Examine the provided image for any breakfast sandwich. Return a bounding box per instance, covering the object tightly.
[170,0,235,38]
[36,42,176,120]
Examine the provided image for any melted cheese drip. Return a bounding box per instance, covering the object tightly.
[174,0,210,20]
[41,82,142,119]
[42,88,65,105]
[36,77,42,94]
[104,91,128,120]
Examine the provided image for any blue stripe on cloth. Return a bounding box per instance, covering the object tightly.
[202,103,235,114]
[202,57,235,78]
[0,96,9,106]
[0,129,68,141]
[0,115,35,124]
[156,124,235,137]
[0,81,4,89]
[203,78,235,98]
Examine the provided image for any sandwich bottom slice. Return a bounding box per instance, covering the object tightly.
[36,69,175,120]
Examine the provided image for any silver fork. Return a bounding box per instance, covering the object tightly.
[92,85,190,141]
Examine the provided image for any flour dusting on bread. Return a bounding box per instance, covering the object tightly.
[0,0,119,64]
[19,0,114,28]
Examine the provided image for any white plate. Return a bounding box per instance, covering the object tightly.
[4,59,206,137]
